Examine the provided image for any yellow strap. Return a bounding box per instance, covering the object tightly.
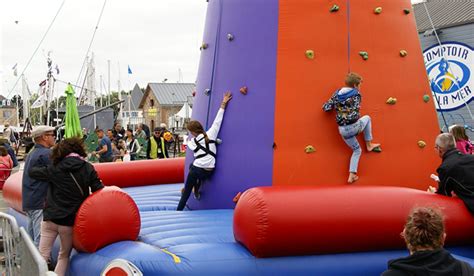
[161,249,181,263]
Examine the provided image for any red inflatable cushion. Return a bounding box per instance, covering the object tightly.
[233,186,474,258]
[73,186,140,253]
[3,172,23,213]
[94,158,184,188]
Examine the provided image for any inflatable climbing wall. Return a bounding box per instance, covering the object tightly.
[188,0,441,209]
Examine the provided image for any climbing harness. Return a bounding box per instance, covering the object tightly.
[193,136,216,160]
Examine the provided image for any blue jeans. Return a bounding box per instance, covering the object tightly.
[26,209,43,247]
[177,165,213,211]
[338,115,373,173]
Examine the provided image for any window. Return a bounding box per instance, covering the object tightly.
[150,99,154,107]
[3,111,11,118]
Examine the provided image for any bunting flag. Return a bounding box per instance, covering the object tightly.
[31,94,46,109]
[39,79,47,87]
[128,65,132,74]
[55,64,60,75]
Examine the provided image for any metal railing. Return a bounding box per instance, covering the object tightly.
[0,212,51,276]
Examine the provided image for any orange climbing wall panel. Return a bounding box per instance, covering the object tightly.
[273,0,440,188]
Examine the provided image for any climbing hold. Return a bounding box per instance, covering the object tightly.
[216,138,222,145]
[417,140,427,148]
[386,97,397,105]
[403,9,411,14]
[273,142,277,149]
[423,94,430,103]
[305,145,316,154]
[372,146,382,153]
[233,192,242,203]
[400,50,408,57]
[240,86,248,95]
[305,50,315,59]
[227,33,234,41]
[359,51,369,60]
[330,4,340,12]
[200,43,209,50]
[192,91,196,97]
[204,88,211,95]
[374,7,382,14]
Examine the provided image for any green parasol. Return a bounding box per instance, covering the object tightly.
[64,84,83,138]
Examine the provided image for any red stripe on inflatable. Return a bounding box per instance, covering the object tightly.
[234,186,474,257]
[94,158,185,187]
[3,172,23,213]
[73,186,141,253]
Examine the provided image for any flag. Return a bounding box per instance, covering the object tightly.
[128,65,132,74]
[55,64,60,74]
[12,63,18,77]
[31,94,46,109]
[39,79,47,87]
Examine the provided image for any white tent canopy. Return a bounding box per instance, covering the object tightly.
[176,102,192,118]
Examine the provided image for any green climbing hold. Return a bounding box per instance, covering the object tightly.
[330,4,340,12]
[374,7,382,14]
[305,145,316,153]
[423,94,430,103]
[372,146,382,153]
[359,51,369,60]
[305,50,315,59]
[403,9,411,14]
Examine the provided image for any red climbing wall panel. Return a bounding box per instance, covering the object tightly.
[273,0,440,188]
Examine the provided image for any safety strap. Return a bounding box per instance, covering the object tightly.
[193,136,216,159]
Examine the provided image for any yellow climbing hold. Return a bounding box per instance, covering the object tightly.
[400,50,408,57]
[305,145,316,153]
[200,43,209,50]
[359,51,369,60]
[305,50,315,59]
[330,4,340,12]
[374,7,382,14]
[386,97,397,105]
[417,140,427,148]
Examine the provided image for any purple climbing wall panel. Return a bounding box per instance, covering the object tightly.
[187,0,279,209]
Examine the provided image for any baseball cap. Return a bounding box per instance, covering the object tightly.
[31,125,55,139]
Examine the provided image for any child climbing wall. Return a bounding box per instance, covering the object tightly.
[189,0,440,209]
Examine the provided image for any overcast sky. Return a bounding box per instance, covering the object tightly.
[1,0,424,100]
[0,0,207,99]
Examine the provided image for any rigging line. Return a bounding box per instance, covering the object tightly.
[76,0,107,103]
[422,2,474,121]
[6,0,66,99]
[346,0,351,73]
[56,78,101,97]
[431,81,450,132]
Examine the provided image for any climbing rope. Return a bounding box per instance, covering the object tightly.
[205,0,223,129]
[422,2,474,125]
[76,0,107,103]
[6,0,67,99]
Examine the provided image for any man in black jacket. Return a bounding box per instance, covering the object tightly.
[428,133,474,214]
[382,207,473,276]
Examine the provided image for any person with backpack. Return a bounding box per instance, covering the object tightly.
[177,92,232,211]
[28,137,104,275]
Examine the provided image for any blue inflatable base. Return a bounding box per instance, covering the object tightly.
[10,183,474,275]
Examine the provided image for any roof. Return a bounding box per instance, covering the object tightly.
[413,0,474,32]
[140,83,195,107]
[123,84,143,111]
